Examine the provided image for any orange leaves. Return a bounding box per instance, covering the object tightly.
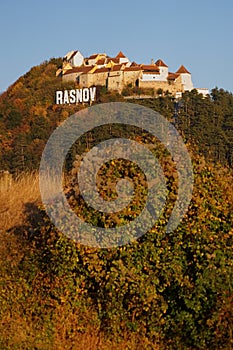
[29,105,48,118]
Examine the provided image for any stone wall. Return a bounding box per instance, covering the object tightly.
[123,70,141,86]
[63,72,82,83]
[108,71,124,91]
[93,71,109,87]
[79,71,108,88]
[139,77,184,94]
[79,73,94,87]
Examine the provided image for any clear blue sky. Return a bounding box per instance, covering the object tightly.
[1,0,233,93]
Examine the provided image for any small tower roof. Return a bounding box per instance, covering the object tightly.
[116,51,126,58]
[176,65,191,74]
[155,59,168,68]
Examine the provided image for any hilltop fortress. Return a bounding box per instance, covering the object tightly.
[57,50,208,97]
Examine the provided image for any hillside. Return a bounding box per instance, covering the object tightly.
[0,59,233,349]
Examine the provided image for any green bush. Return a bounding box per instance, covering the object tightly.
[5,152,231,349]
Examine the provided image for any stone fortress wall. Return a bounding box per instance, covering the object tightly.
[57,50,209,97]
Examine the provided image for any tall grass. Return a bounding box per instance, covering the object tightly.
[0,171,41,233]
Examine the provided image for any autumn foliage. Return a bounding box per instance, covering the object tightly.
[0,59,233,349]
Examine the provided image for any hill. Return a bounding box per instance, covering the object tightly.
[0,58,232,349]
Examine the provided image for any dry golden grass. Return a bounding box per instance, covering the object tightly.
[0,171,41,233]
[0,303,160,350]
[52,331,159,350]
[0,313,160,350]
[50,304,160,350]
[0,172,43,273]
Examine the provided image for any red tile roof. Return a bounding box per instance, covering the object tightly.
[155,59,168,67]
[141,64,160,72]
[116,51,126,58]
[89,53,106,60]
[106,57,120,64]
[124,66,142,72]
[96,58,106,65]
[176,65,191,74]
[167,72,180,80]
[88,53,99,59]
[111,64,125,71]
[93,67,109,73]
